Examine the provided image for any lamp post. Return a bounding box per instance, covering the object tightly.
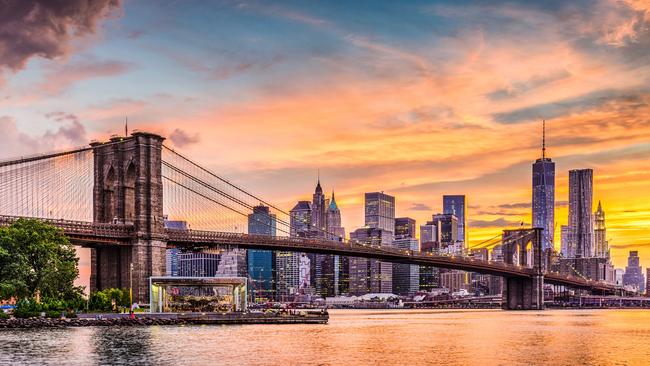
[129,262,134,318]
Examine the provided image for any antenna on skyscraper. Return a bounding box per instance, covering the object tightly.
[542,119,546,159]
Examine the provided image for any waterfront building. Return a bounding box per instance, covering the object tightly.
[440,271,466,293]
[276,201,311,300]
[594,201,609,258]
[567,169,594,258]
[178,252,221,277]
[165,248,179,276]
[349,227,393,295]
[216,248,247,277]
[392,238,420,296]
[532,123,555,252]
[395,217,416,239]
[443,195,467,244]
[312,181,336,298]
[247,205,276,301]
[623,251,645,293]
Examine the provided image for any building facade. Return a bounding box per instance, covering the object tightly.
[532,156,555,252]
[623,251,645,293]
[594,201,609,258]
[349,227,393,295]
[365,192,396,237]
[247,205,277,301]
[392,238,420,296]
[395,217,416,240]
[567,169,594,258]
[443,195,467,244]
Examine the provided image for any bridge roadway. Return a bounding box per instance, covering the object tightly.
[0,216,617,293]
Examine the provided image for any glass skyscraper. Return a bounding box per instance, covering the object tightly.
[443,195,467,244]
[532,157,555,252]
[247,205,276,301]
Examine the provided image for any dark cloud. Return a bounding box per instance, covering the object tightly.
[486,69,571,101]
[0,0,121,72]
[498,202,530,209]
[469,218,528,228]
[492,89,649,124]
[45,111,79,124]
[408,203,432,211]
[170,128,200,147]
[476,210,524,216]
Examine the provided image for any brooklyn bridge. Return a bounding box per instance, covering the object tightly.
[0,131,620,310]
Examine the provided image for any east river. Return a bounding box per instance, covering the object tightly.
[2,309,650,365]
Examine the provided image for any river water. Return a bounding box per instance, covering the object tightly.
[1,309,649,365]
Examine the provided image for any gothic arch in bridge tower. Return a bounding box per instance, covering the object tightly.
[124,160,136,224]
[103,166,116,223]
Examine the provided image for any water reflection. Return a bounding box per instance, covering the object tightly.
[1,310,649,365]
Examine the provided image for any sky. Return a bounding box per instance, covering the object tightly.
[1,0,649,273]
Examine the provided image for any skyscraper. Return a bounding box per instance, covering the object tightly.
[349,227,393,295]
[532,121,555,252]
[395,217,416,240]
[623,251,645,293]
[594,201,609,258]
[443,195,467,244]
[276,201,310,300]
[326,191,347,296]
[568,169,594,258]
[312,181,336,297]
[247,205,276,301]
[365,192,396,237]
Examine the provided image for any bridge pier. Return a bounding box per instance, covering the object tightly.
[503,275,544,310]
[89,132,167,304]
[501,228,545,310]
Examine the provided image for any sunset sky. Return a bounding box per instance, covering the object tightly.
[1,0,649,272]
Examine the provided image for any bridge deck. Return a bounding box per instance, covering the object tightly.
[0,216,618,292]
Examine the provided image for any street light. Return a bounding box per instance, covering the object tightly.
[129,262,134,317]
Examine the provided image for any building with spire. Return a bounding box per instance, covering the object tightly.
[326,191,348,295]
[594,201,609,258]
[532,120,555,252]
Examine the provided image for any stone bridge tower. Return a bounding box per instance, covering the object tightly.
[89,132,167,303]
[501,228,544,310]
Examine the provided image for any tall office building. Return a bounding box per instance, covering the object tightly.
[247,205,276,301]
[392,237,420,296]
[365,192,396,237]
[567,169,594,258]
[419,222,439,292]
[623,251,645,293]
[349,227,393,295]
[594,201,609,258]
[395,217,416,240]
[327,191,347,296]
[443,195,467,244]
[276,201,311,300]
[312,181,336,297]
[532,122,555,252]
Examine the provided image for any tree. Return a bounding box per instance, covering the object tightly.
[0,219,82,300]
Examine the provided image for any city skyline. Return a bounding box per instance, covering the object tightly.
[0,0,649,271]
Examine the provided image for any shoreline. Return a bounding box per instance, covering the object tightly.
[0,311,329,329]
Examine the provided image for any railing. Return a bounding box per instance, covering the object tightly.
[0,215,134,239]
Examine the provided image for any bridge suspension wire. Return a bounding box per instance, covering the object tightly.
[0,148,94,222]
[161,146,344,240]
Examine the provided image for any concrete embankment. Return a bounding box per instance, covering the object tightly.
[0,311,329,328]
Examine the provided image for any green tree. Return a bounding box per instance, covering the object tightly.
[0,219,82,300]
